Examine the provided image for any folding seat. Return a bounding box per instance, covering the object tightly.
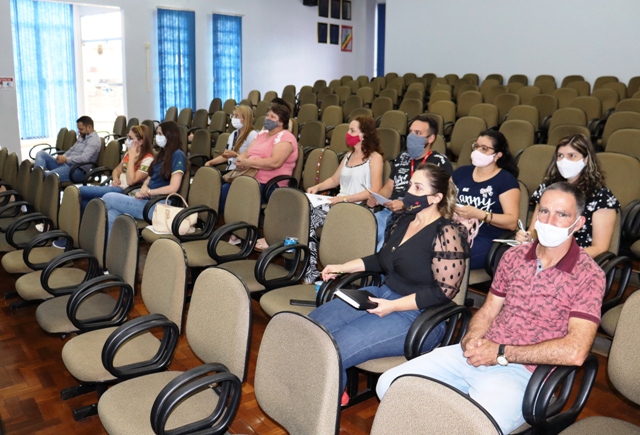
[429,77,448,94]
[456,91,483,118]
[96,267,252,435]
[428,100,456,137]
[247,89,261,107]
[327,124,350,155]
[517,144,556,203]
[605,129,640,161]
[547,125,591,146]
[508,74,528,85]
[485,74,503,84]
[312,79,327,94]
[403,89,424,103]
[388,77,405,97]
[177,125,189,154]
[616,99,640,114]
[0,164,42,234]
[297,103,319,125]
[499,119,535,156]
[207,110,227,143]
[298,120,326,154]
[298,91,317,107]
[346,79,360,94]
[282,84,296,96]
[462,73,479,85]
[553,88,579,109]
[189,108,208,132]
[35,213,137,337]
[506,105,539,130]
[533,78,557,95]
[163,106,178,122]
[627,76,640,98]
[517,85,541,105]
[398,98,423,121]
[428,90,452,111]
[348,108,373,123]
[452,78,471,99]
[263,90,278,102]
[340,75,353,85]
[569,96,602,132]
[59,238,188,420]
[447,116,487,158]
[328,79,342,91]
[218,188,310,294]
[281,93,295,113]
[254,100,270,119]
[260,202,376,317]
[469,104,499,130]
[483,84,508,105]
[239,98,253,108]
[407,82,425,94]
[593,75,618,90]
[335,85,352,104]
[125,118,139,134]
[530,94,558,127]
[494,93,520,122]
[561,74,584,87]
[444,73,459,85]
[599,111,640,150]
[96,115,127,142]
[371,77,385,94]
[379,88,398,107]
[371,97,394,119]
[176,108,192,128]
[566,80,590,96]
[535,74,555,83]
[455,138,475,168]
[301,148,340,190]
[28,128,68,159]
[592,88,620,114]
[356,86,374,107]
[548,107,587,132]
[321,106,343,138]
[457,84,479,97]
[141,120,155,135]
[602,81,627,101]
[342,95,363,121]
[377,127,401,161]
[507,82,524,94]
[378,110,408,137]
[432,83,452,94]
[357,75,370,87]
[208,97,222,114]
[319,93,340,117]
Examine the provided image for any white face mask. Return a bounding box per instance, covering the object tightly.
[125,138,133,149]
[231,118,243,129]
[534,216,580,248]
[471,150,496,168]
[155,134,167,148]
[556,158,586,179]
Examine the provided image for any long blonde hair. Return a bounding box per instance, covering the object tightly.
[233,105,255,152]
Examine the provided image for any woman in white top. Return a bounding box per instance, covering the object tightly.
[304,116,384,282]
[204,104,258,172]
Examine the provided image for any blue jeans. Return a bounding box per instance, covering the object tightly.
[374,208,393,251]
[470,234,493,270]
[376,344,533,433]
[34,151,75,183]
[308,284,446,391]
[103,192,155,237]
[79,185,123,211]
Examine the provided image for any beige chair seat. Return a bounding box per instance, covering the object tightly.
[631,240,640,257]
[259,284,316,317]
[62,327,160,383]
[218,260,289,292]
[1,246,63,274]
[35,293,117,334]
[0,226,41,253]
[15,268,87,301]
[183,239,241,268]
[140,228,178,244]
[559,416,640,434]
[98,371,217,435]
[469,269,491,286]
[600,305,623,336]
[356,356,407,373]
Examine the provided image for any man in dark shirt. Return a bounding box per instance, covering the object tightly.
[369,115,453,250]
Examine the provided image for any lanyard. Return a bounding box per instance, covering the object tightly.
[410,151,432,177]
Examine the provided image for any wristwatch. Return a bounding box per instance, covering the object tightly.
[496,344,509,366]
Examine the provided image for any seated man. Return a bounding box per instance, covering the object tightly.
[376,181,606,434]
[34,115,101,183]
[369,114,452,251]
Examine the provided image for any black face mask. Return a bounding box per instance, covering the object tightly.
[402,192,433,214]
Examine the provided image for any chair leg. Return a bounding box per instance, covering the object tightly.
[60,383,97,400]
[70,384,107,421]
[9,299,41,309]
[3,291,18,299]
[344,367,378,408]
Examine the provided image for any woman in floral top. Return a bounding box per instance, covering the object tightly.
[516,134,619,257]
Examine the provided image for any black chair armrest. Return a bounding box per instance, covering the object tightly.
[316,271,383,306]
[404,302,472,360]
[68,162,98,183]
[483,231,517,277]
[255,241,311,290]
[188,154,209,168]
[67,275,134,332]
[522,353,598,434]
[262,176,298,203]
[6,214,53,249]
[600,255,633,313]
[0,189,23,207]
[622,199,640,242]
[142,195,171,225]
[594,251,616,267]
[101,313,179,380]
[82,166,113,185]
[40,249,101,297]
[121,182,143,196]
[28,143,56,159]
[325,125,336,134]
[172,205,218,243]
[0,200,33,224]
[22,230,74,270]
[207,222,259,263]
[150,363,241,435]
[187,126,204,135]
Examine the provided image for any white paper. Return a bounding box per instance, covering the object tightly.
[145,225,172,235]
[492,239,521,246]
[363,186,390,205]
[305,193,333,208]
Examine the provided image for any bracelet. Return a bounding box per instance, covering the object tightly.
[483,211,489,222]
[487,212,493,224]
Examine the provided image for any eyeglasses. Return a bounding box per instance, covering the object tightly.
[471,143,495,154]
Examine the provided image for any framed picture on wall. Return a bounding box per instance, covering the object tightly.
[331,0,341,19]
[330,24,340,45]
[341,25,353,52]
[318,0,329,18]
[318,23,328,43]
[342,0,351,20]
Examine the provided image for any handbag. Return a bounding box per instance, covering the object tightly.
[222,167,258,184]
[151,193,197,235]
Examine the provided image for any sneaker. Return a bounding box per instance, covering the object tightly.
[52,238,67,249]
[228,234,241,245]
[341,391,350,407]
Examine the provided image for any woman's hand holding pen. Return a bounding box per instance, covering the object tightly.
[321,265,347,281]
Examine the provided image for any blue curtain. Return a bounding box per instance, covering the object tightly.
[376,4,386,78]
[10,0,77,140]
[157,9,196,118]
[212,14,242,102]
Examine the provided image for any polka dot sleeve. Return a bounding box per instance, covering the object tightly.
[430,222,471,301]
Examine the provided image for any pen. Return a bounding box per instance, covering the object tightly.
[518,219,530,242]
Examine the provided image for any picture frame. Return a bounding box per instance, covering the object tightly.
[317,23,328,43]
[330,0,341,19]
[318,0,329,18]
[342,0,351,20]
[340,25,353,52]
[330,24,340,45]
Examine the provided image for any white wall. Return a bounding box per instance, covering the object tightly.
[2,0,377,150]
[385,0,640,85]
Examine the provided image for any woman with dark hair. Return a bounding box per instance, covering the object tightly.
[78,124,155,211]
[453,130,520,270]
[516,134,619,257]
[303,116,385,281]
[309,163,470,405]
[102,120,186,235]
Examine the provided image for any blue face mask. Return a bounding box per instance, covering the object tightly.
[263,118,279,131]
[406,133,427,159]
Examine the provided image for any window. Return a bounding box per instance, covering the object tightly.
[10,0,77,140]
[157,8,196,118]
[212,14,242,102]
